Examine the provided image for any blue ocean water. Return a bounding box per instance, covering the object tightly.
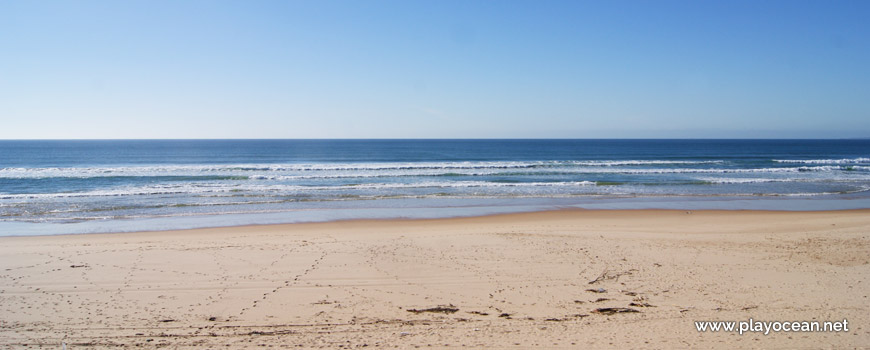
[1,139,869,235]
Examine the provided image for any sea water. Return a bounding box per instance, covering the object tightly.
[1,139,868,235]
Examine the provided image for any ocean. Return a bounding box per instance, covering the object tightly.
[1,139,869,235]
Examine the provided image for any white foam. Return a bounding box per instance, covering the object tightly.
[698,178,795,184]
[0,181,599,199]
[3,162,867,179]
[774,157,870,164]
[567,160,723,166]
[0,162,550,178]
[568,166,852,174]
[771,186,870,196]
[0,160,729,179]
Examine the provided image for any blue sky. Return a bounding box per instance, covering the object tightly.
[1,0,868,139]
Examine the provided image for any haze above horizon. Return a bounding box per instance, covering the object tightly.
[1,0,868,139]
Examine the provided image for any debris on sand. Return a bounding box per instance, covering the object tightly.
[586,288,607,293]
[589,269,609,284]
[592,307,639,315]
[589,268,636,284]
[545,314,589,322]
[406,305,459,314]
[629,302,655,308]
[468,311,489,316]
[69,265,89,268]
[246,330,295,336]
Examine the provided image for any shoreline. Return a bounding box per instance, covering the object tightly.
[3,206,870,238]
[4,192,870,238]
[2,209,869,348]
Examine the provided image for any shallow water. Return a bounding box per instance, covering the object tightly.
[1,139,868,235]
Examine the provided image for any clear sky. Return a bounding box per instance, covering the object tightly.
[1,0,868,139]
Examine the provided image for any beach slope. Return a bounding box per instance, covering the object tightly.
[1,210,868,348]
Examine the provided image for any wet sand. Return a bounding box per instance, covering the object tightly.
[1,209,869,348]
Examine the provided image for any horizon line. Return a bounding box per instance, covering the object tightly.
[1,137,869,141]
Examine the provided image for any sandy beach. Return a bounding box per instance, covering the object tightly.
[1,209,869,348]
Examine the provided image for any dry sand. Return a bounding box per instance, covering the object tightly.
[1,209,869,348]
